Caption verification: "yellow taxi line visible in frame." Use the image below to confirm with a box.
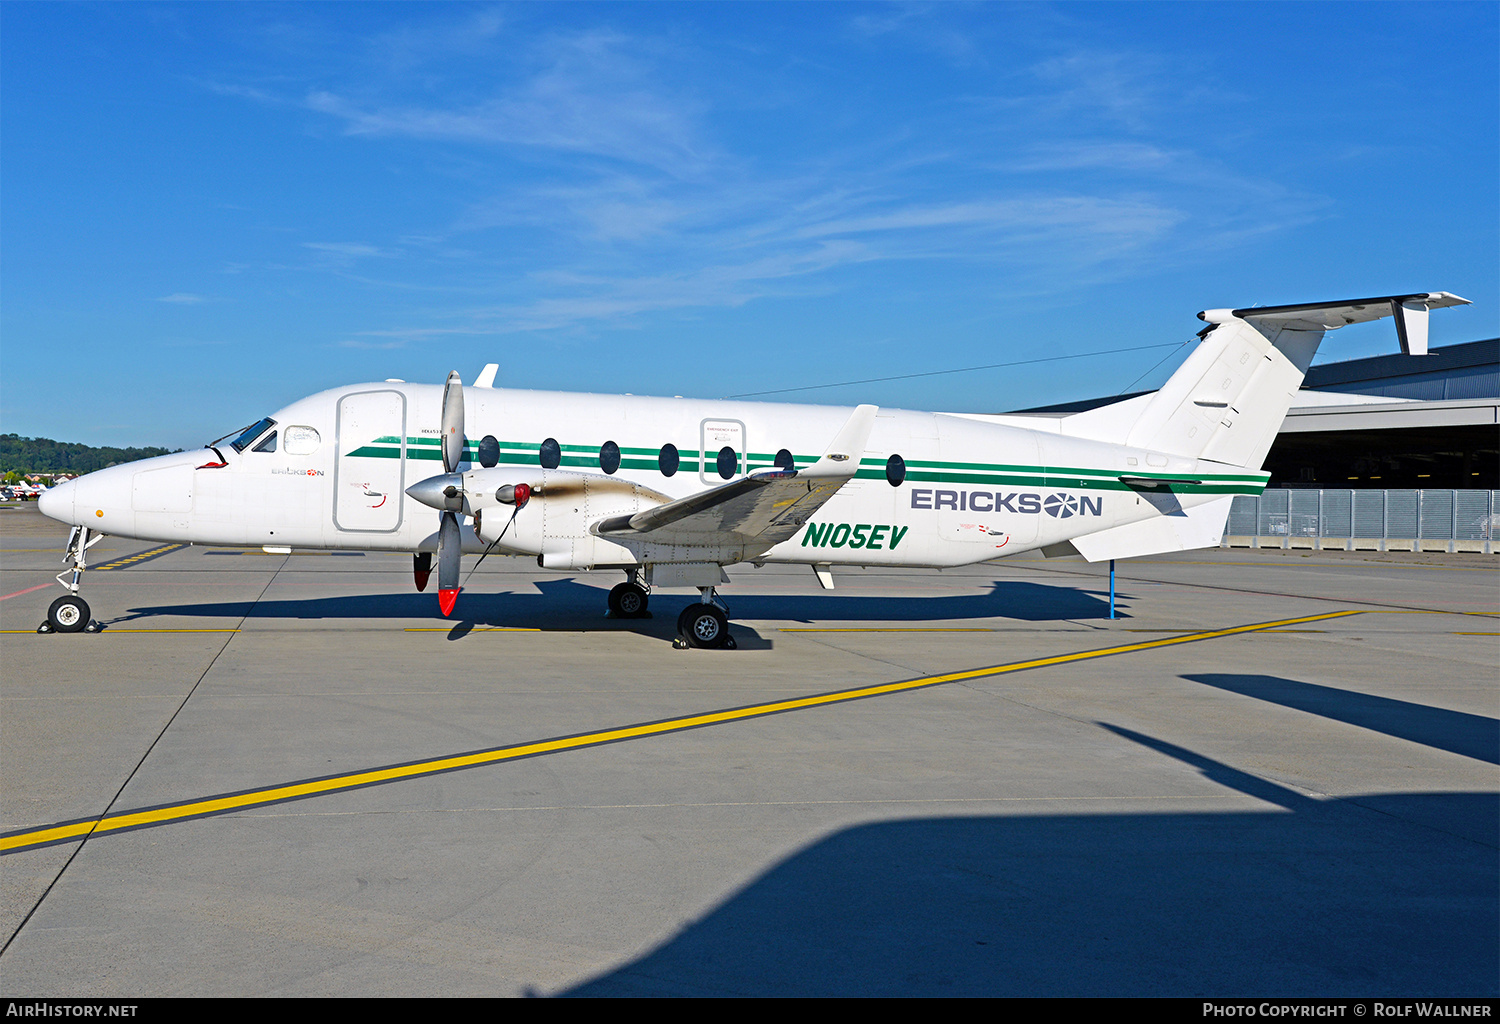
[0,609,1361,855]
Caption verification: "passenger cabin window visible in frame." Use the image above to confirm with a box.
[478,435,500,468]
[774,449,795,472]
[228,418,276,453]
[886,454,906,487]
[659,443,679,477]
[600,440,621,475]
[716,446,736,480]
[539,438,561,470]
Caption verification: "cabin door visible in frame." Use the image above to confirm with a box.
[334,389,407,533]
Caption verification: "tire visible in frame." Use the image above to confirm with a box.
[618,585,647,617]
[48,595,90,634]
[608,583,648,618]
[682,605,729,648]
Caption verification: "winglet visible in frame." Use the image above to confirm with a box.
[803,404,878,478]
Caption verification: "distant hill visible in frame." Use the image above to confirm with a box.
[0,434,181,476]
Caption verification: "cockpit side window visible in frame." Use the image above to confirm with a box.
[252,431,278,453]
[228,418,276,453]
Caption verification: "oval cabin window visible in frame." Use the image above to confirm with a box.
[600,440,621,475]
[478,435,500,468]
[539,438,561,470]
[659,443,679,477]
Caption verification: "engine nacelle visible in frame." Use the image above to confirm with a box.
[466,467,669,563]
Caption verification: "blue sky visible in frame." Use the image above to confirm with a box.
[3,1,1496,449]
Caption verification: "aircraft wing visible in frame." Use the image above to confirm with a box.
[592,404,877,547]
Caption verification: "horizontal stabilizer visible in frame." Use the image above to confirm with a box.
[1199,292,1469,356]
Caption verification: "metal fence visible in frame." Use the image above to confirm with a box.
[1223,489,1499,552]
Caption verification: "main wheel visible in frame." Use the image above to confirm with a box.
[47,595,90,633]
[608,582,650,618]
[679,604,730,648]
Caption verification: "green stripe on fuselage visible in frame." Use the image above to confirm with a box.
[344,437,1268,496]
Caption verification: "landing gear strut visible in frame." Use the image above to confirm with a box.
[674,587,735,650]
[38,526,103,634]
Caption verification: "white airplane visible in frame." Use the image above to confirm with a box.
[36,292,1469,645]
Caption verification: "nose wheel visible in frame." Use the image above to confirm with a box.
[40,595,95,633]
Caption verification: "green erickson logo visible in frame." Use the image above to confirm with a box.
[802,523,909,550]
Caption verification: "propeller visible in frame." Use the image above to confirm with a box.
[436,371,465,615]
[404,371,467,616]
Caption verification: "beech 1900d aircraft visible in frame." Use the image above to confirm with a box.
[37,292,1469,646]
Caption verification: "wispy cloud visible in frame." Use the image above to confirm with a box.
[155,292,209,304]
[209,17,1330,337]
[303,29,712,177]
[302,241,395,258]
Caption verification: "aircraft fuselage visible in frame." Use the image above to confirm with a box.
[40,382,1265,572]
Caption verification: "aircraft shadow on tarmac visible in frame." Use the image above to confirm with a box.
[113,577,1124,641]
[1185,674,1500,766]
[558,726,1498,998]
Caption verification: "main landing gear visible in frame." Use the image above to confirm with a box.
[605,572,736,649]
[37,526,104,634]
[673,587,735,650]
[607,581,650,618]
[607,567,652,620]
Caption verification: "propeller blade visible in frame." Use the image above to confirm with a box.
[442,370,465,474]
[437,510,461,616]
[413,551,432,592]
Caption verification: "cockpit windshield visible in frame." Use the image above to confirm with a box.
[219,417,277,453]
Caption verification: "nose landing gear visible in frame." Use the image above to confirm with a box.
[38,526,103,633]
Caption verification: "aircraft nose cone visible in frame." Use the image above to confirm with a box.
[37,477,76,524]
[405,473,463,511]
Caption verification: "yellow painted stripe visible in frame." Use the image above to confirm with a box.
[0,629,240,634]
[0,609,1361,855]
[95,543,187,570]
[403,627,541,632]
